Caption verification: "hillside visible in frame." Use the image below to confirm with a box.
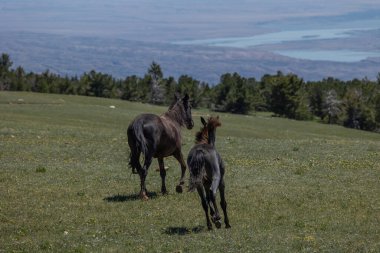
[1,92,379,252]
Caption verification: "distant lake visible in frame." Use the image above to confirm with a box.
[174,28,380,62]
[275,50,380,62]
[174,28,354,47]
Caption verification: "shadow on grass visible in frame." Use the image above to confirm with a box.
[104,192,158,202]
[163,226,205,236]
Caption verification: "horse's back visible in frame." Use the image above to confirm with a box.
[128,114,160,152]
[129,114,160,128]
[188,144,221,167]
[128,113,180,157]
[128,114,162,136]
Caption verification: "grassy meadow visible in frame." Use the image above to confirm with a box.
[1,91,379,252]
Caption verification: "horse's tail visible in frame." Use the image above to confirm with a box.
[188,149,205,192]
[127,119,148,174]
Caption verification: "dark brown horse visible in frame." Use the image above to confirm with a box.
[187,116,231,229]
[128,93,194,200]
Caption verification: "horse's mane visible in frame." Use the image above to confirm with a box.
[162,99,186,126]
[195,116,221,144]
[195,127,208,144]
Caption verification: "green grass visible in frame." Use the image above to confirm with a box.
[1,91,380,252]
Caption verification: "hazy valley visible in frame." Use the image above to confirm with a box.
[1,0,380,83]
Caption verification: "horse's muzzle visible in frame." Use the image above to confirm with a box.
[187,119,194,129]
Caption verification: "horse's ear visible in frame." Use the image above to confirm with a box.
[183,93,189,102]
[216,115,221,126]
[201,117,207,126]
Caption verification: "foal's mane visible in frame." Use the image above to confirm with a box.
[195,116,221,144]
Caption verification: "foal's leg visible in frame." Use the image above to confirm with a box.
[204,182,215,217]
[173,150,186,193]
[209,172,222,228]
[158,158,168,195]
[197,185,212,230]
[204,181,221,229]
[219,178,231,228]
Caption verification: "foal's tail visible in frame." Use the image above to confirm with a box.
[127,120,148,174]
[188,149,205,192]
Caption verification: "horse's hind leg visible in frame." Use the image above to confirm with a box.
[139,153,153,200]
[219,179,231,228]
[197,186,212,230]
[158,158,168,195]
[138,169,148,200]
[209,176,222,228]
[205,181,222,229]
[173,150,186,193]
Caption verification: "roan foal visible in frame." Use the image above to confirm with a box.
[187,116,231,229]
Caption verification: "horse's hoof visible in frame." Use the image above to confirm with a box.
[175,185,183,193]
[214,219,222,229]
[212,216,222,228]
[140,192,149,201]
[161,190,169,195]
[225,224,231,229]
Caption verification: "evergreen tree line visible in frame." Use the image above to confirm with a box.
[1,53,380,132]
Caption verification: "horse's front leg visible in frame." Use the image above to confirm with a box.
[173,150,186,193]
[158,158,168,195]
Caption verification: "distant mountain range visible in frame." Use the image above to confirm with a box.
[1,0,380,84]
[1,32,379,84]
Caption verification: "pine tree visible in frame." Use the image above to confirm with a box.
[0,53,13,90]
[148,62,165,105]
[269,73,304,119]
